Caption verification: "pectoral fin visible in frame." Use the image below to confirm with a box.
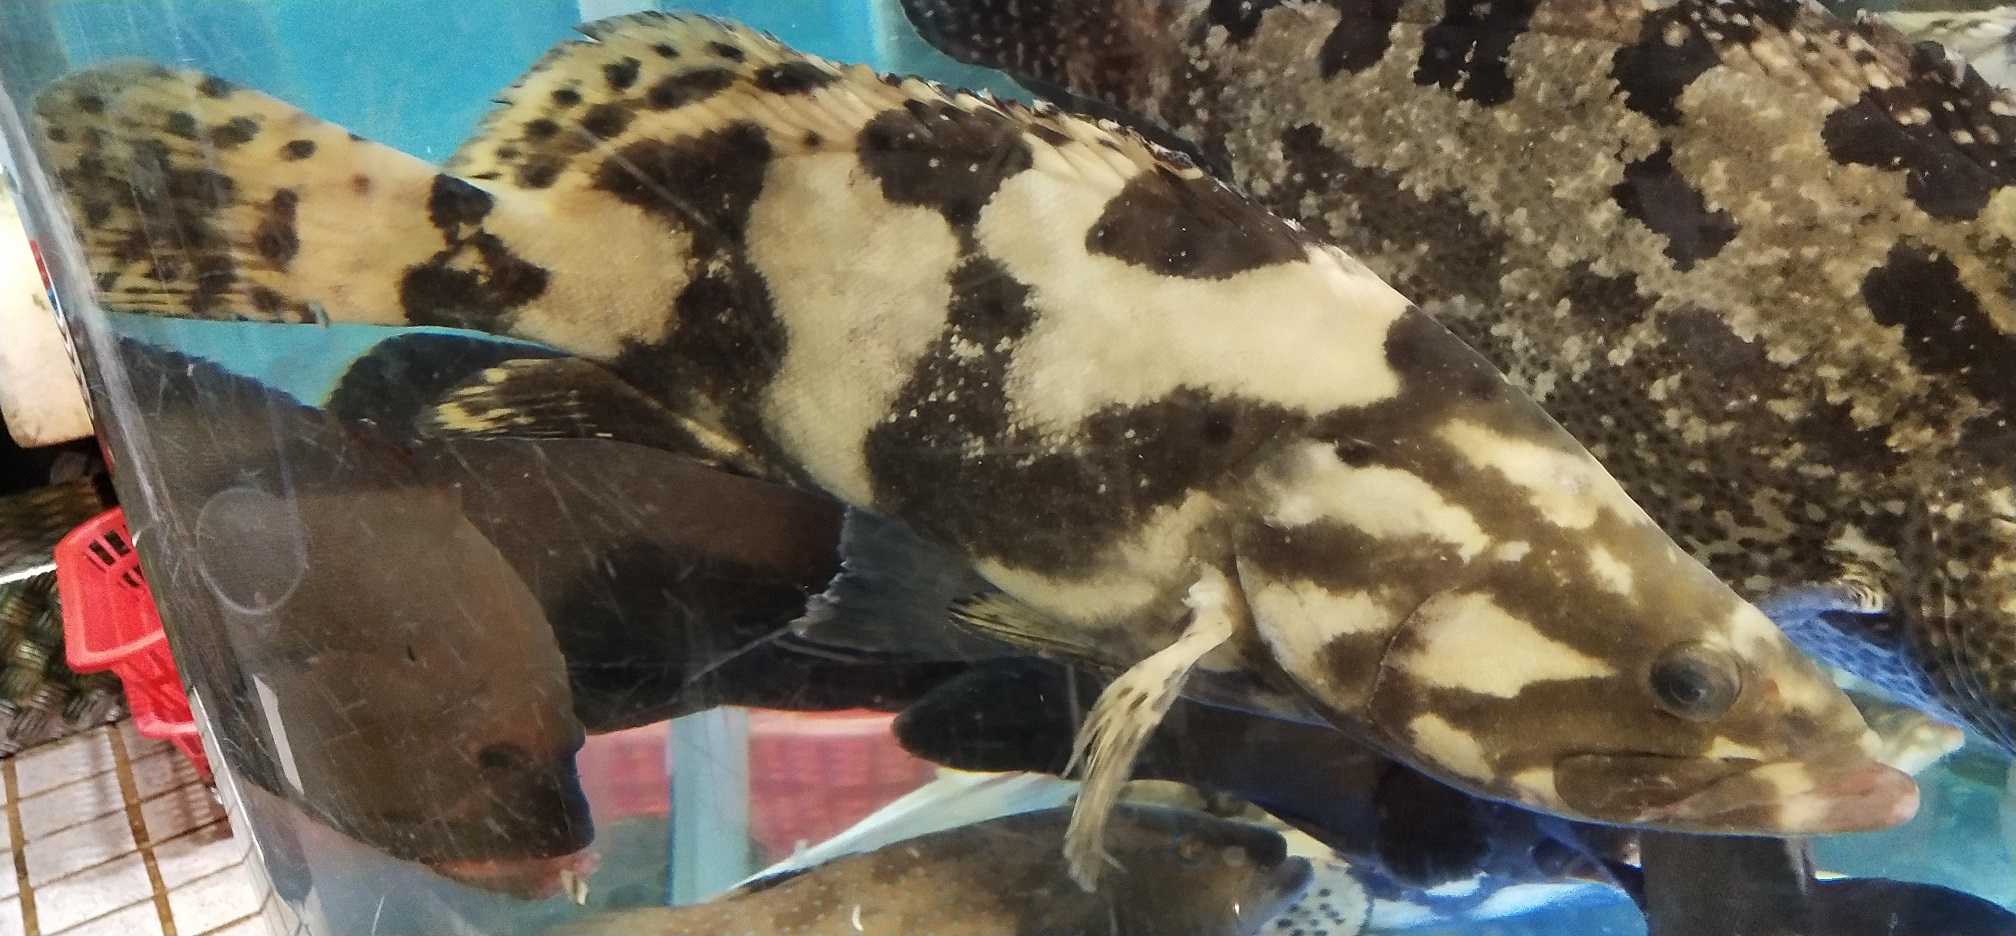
[1062,568,1241,890]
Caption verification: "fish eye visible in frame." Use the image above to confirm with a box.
[1649,643,1742,722]
[1172,835,1209,867]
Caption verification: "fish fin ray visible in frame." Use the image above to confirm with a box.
[416,356,766,474]
[792,509,1018,662]
[950,592,1117,671]
[1062,569,1239,890]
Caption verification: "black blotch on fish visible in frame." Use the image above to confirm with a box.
[426,173,494,231]
[1086,167,1307,278]
[551,87,583,107]
[280,139,316,160]
[1862,242,2013,416]
[1413,0,1539,107]
[578,102,635,140]
[603,56,642,91]
[250,189,300,267]
[710,40,747,61]
[597,122,770,239]
[858,101,1034,227]
[164,110,199,140]
[1320,0,1407,77]
[398,232,550,331]
[1611,4,1724,127]
[208,115,258,149]
[1822,45,2016,220]
[1612,143,1737,271]
[754,61,838,95]
[647,67,736,109]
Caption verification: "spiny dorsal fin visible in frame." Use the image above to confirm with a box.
[32,63,548,328]
[446,10,1219,197]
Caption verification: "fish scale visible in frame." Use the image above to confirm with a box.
[897,0,2016,755]
[30,10,1914,890]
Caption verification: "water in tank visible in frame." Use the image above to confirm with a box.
[0,1,2010,934]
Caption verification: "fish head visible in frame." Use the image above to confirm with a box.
[204,486,595,879]
[1100,806,1312,936]
[1232,309,1916,837]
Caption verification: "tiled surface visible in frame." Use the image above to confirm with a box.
[0,722,265,936]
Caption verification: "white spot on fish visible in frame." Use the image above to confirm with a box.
[1407,713,1496,781]
[1587,546,1634,595]
[751,154,961,506]
[1392,591,1617,697]
[1436,421,1649,530]
[1263,443,1491,561]
[978,167,1410,433]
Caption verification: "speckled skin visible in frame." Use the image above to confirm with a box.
[28,12,1913,844]
[899,0,2016,752]
[550,806,1311,936]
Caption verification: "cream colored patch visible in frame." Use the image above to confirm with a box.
[1395,591,1617,697]
[1586,547,1635,596]
[972,492,1224,640]
[1703,737,1770,761]
[976,166,1411,431]
[1408,713,1496,781]
[482,184,693,360]
[748,154,962,505]
[1263,442,1492,560]
[1437,420,1650,529]
[1510,767,1560,806]
[1241,570,1397,702]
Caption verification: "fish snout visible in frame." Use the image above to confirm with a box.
[1241,855,1314,935]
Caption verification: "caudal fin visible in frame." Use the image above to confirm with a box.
[32,63,549,333]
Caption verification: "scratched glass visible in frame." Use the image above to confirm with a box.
[0,1,2008,935]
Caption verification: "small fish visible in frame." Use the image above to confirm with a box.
[32,11,1912,891]
[894,0,2016,755]
[1629,831,2016,936]
[549,804,1312,936]
[105,338,598,900]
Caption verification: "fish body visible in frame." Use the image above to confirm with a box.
[30,10,1911,879]
[550,805,1312,936]
[897,0,2016,754]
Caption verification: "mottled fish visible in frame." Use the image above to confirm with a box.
[548,805,1312,936]
[897,0,2016,753]
[1878,6,2016,91]
[31,12,1912,890]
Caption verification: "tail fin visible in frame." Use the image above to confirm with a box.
[32,63,550,333]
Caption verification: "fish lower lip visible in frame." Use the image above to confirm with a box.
[1554,752,1919,834]
[1639,758,1920,834]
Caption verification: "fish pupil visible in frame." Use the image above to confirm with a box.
[1649,643,1741,721]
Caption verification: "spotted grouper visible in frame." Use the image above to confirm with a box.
[28,11,1913,890]
[895,0,2016,756]
[547,805,1311,936]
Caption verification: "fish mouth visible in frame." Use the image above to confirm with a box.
[1240,856,1314,934]
[430,848,600,901]
[1554,751,1918,835]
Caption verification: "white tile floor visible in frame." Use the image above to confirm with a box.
[0,721,267,936]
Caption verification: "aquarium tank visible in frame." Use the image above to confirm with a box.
[0,1,2010,935]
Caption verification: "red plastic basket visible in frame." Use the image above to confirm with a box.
[55,508,210,777]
